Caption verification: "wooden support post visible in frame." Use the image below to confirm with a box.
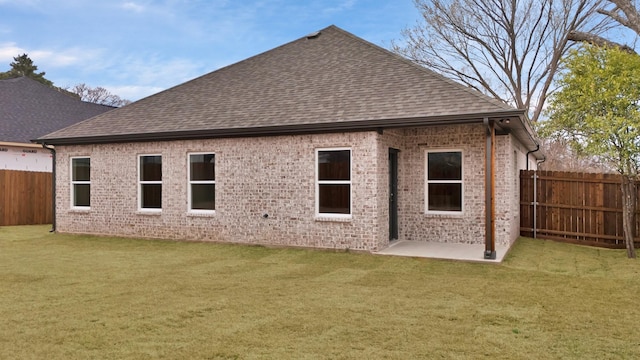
[484,118,496,259]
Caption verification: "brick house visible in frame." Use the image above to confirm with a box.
[0,76,113,172]
[1,76,112,226]
[37,26,542,257]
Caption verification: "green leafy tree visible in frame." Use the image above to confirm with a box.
[0,53,53,87]
[540,44,640,258]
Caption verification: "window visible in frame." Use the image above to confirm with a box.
[316,149,351,216]
[139,155,162,211]
[71,157,90,208]
[426,150,463,213]
[188,153,215,212]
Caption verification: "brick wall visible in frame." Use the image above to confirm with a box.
[54,124,527,251]
[377,124,527,247]
[387,124,488,244]
[494,135,513,246]
[55,132,382,251]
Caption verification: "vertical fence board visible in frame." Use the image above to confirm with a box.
[0,170,52,226]
[519,170,533,238]
[520,170,640,248]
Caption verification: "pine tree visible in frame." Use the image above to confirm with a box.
[0,53,54,87]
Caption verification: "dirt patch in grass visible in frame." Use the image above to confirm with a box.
[1,225,639,359]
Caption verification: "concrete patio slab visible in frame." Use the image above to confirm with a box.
[375,240,510,263]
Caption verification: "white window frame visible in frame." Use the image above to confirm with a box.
[188,152,216,214]
[138,154,162,212]
[425,149,464,215]
[70,156,90,210]
[315,147,352,218]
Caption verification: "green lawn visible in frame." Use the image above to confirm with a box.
[1,226,639,359]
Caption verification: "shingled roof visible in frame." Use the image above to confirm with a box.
[38,25,529,146]
[0,76,113,144]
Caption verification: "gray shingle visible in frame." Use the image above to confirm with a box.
[39,25,513,143]
[0,77,113,143]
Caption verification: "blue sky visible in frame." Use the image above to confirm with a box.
[0,0,419,101]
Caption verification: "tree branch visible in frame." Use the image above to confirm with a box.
[568,30,637,53]
[602,0,640,34]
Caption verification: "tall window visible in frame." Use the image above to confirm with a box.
[426,150,463,213]
[139,155,162,211]
[189,153,215,212]
[316,149,351,216]
[71,157,90,208]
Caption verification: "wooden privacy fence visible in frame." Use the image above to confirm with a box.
[0,170,52,226]
[520,170,640,248]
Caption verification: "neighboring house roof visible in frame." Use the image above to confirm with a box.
[37,25,537,152]
[0,76,113,144]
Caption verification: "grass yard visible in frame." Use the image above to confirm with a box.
[1,226,639,359]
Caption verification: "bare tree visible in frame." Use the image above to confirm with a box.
[603,0,640,33]
[569,0,640,49]
[393,0,611,123]
[66,83,131,107]
[538,138,614,173]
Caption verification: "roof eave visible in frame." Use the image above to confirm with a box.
[503,113,544,160]
[0,140,45,148]
[35,109,537,148]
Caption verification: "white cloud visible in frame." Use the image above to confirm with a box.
[0,42,26,63]
[0,40,207,101]
[121,1,145,13]
[323,0,356,14]
[30,50,79,67]
[111,53,203,84]
[0,42,106,70]
[74,54,207,101]
[103,84,165,101]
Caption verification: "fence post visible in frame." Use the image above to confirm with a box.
[533,170,538,239]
